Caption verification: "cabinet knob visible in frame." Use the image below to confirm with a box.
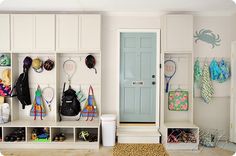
[152,81,156,85]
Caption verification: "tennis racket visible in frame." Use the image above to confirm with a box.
[164,59,176,93]
[43,86,54,112]
[63,58,77,86]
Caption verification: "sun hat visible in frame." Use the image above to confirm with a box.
[32,57,43,73]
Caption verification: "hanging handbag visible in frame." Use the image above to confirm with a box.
[81,85,97,121]
[168,89,189,111]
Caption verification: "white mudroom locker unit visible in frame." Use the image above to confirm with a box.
[0,13,102,149]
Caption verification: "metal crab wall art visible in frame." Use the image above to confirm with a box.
[194,29,221,48]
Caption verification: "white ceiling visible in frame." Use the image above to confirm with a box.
[0,0,235,15]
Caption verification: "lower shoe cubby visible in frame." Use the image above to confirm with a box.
[75,128,98,142]
[51,127,74,143]
[167,128,198,144]
[3,127,26,142]
[27,127,50,142]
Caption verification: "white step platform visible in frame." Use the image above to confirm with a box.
[117,125,161,143]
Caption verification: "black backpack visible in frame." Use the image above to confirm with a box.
[12,69,31,109]
[60,83,81,118]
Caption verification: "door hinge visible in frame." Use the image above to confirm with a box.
[160,64,162,68]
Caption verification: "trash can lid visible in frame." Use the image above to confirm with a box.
[101,114,116,121]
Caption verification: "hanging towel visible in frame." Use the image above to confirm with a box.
[201,63,214,104]
[209,59,221,80]
[194,58,202,87]
[218,59,230,83]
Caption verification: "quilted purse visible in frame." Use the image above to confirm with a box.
[168,89,189,111]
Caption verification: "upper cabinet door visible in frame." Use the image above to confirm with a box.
[79,14,101,53]
[35,14,55,51]
[56,14,79,52]
[0,14,10,51]
[163,15,193,52]
[11,14,34,52]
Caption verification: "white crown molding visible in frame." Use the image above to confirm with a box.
[0,10,234,17]
[101,11,165,17]
[192,10,236,16]
[102,11,236,17]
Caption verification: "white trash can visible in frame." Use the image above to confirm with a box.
[101,114,116,146]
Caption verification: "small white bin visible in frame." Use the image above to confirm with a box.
[101,114,116,146]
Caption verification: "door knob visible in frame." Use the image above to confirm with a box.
[152,82,156,85]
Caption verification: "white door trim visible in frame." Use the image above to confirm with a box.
[116,29,161,127]
[230,41,236,142]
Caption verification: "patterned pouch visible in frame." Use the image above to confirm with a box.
[168,90,189,111]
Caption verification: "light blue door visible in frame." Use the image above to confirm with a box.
[120,33,156,122]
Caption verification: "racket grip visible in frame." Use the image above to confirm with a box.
[166,83,169,93]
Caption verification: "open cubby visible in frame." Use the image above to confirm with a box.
[11,53,56,122]
[165,127,199,150]
[3,127,26,142]
[51,127,74,143]
[75,128,98,143]
[0,127,2,142]
[57,53,101,122]
[27,127,50,142]
[0,53,12,123]
[167,128,198,144]
[161,52,198,150]
[164,53,193,123]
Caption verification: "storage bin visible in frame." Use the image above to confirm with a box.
[101,114,116,146]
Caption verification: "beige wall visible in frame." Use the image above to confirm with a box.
[101,15,161,114]
[101,14,234,138]
[193,16,233,138]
